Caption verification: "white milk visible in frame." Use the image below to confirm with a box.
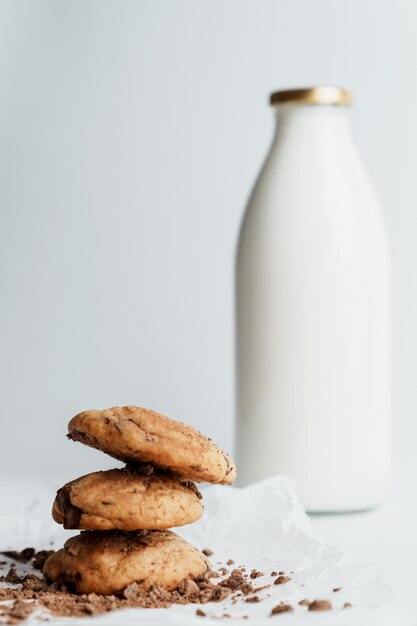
[235,87,391,512]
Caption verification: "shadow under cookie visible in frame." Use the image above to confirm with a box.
[52,468,204,531]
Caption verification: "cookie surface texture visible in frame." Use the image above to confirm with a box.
[68,406,236,484]
[52,468,203,531]
[43,530,210,595]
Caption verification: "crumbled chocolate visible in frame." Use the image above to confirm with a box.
[273,575,290,585]
[221,570,252,593]
[308,599,332,611]
[179,480,202,500]
[177,578,199,596]
[332,586,342,592]
[0,571,239,622]
[54,485,83,529]
[270,603,293,615]
[33,550,55,570]
[0,547,300,622]
[1,548,36,563]
[0,547,55,574]
[1,567,21,584]
[202,549,213,557]
[4,599,35,624]
[22,574,48,592]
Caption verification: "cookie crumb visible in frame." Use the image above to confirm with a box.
[333,587,342,592]
[202,549,213,557]
[273,575,290,585]
[308,599,332,611]
[245,596,261,603]
[270,571,278,576]
[226,559,234,566]
[270,603,293,615]
[343,602,352,609]
[196,608,206,616]
[298,599,310,606]
[250,571,263,579]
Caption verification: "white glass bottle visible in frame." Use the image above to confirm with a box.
[235,86,391,512]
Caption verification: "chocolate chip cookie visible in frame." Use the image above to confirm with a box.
[68,406,236,484]
[43,530,210,595]
[52,467,203,531]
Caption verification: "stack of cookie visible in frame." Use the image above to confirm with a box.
[43,406,236,595]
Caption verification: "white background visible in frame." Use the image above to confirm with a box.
[0,0,415,483]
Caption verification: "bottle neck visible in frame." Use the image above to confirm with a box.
[272,104,353,148]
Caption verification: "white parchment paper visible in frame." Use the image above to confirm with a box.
[0,476,394,625]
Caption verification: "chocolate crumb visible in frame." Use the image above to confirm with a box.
[270,571,278,577]
[270,603,293,615]
[343,602,352,609]
[4,567,21,584]
[273,575,290,585]
[0,550,289,621]
[7,599,35,622]
[177,579,199,596]
[202,549,213,557]
[196,608,206,616]
[33,550,55,570]
[180,480,202,500]
[333,587,342,592]
[220,570,254,595]
[1,548,35,563]
[308,599,332,611]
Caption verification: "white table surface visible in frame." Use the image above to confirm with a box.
[310,451,417,626]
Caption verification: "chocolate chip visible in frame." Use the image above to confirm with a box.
[308,599,332,611]
[273,575,290,585]
[270,603,293,615]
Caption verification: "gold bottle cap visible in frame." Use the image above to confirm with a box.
[270,85,352,107]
